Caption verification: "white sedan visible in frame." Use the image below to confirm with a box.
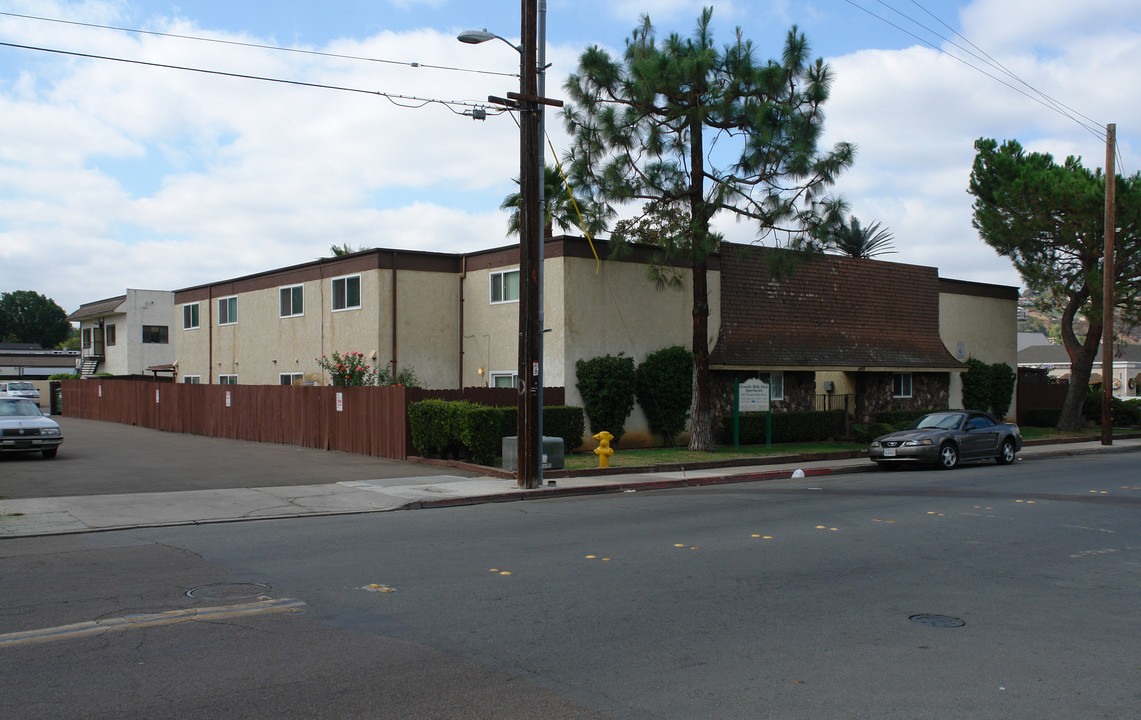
[0,397,63,458]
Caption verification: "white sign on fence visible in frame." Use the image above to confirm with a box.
[739,378,770,412]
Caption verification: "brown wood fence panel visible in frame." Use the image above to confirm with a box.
[58,380,567,461]
[1017,381,1070,425]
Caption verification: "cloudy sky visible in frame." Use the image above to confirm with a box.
[1,0,1137,315]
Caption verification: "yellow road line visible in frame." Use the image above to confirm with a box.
[0,597,306,647]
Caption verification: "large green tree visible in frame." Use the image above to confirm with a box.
[969,138,1141,430]
[562,8,853,450]
[0,291,71,348]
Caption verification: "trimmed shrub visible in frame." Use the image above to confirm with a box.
[408,399,467,459]
[635,345,693,440]
[1023,407,1062,427]
[457,404,509,465]
[961,358,1016,417]
[542,406,586,452]
[718,410,845,445]
[575,354,637,443]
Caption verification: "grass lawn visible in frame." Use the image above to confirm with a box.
[562,441,866,470]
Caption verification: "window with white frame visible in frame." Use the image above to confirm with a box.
[182,375,201,384]
[218,374,238,385]
[893,372,913,398]
[183,303,200,330]
[279,373,304,386]
[490,269,520,304]
[217,296,238,325]
[490,371,518,389]
[758,371,784,401]
[332,275,361,311]
[280,285,304,318]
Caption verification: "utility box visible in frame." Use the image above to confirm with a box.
[502,436,565,472]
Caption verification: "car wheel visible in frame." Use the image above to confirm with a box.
[937,443,958,470]
[996,438,1016,465]
[41,448,57,459]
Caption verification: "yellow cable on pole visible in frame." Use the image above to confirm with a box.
[547,136,600,274]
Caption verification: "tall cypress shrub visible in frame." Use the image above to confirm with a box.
[635,346,693,440]
[575,354,636,443]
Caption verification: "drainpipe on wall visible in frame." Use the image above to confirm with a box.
[207,286,213,384]
[391,250,398,376]
[459,256,466,388]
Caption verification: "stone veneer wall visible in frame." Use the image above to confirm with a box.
[855,372,950,424]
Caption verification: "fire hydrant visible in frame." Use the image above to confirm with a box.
[593,430,615,468]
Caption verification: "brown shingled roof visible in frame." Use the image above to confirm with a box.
[67,295,126,322]
[710,245,964,371]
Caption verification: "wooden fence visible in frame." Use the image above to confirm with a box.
[58,380,565,461]
[1016,381,1070,426]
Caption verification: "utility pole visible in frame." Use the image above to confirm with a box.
[517,0,542,488]
[1101,123,1116,446]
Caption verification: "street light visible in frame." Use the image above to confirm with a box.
[458,3,552,490]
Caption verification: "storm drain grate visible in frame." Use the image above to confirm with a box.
[910,614,965,628]
[187,582,271,600]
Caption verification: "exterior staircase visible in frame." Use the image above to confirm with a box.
[79,356,101,377]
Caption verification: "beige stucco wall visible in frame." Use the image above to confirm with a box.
[939,290,1018,418]
[560,255,721,445]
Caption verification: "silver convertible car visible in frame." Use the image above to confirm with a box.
[0,397,63,459]
[869,410,1021,470]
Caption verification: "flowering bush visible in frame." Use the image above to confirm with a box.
[314,351,421,388]
[315,351,376,386]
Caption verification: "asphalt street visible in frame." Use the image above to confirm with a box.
[2,451,1139,719]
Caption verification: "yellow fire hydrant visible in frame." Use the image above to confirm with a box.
[593,430,615,468]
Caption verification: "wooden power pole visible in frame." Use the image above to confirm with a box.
[1101,123,1116,446]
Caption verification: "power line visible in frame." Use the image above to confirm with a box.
[0,40,504,117]
[843,0,1108,144]
[0,10,518,80]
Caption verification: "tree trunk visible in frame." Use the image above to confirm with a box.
[688,258,713,451]
[1056,289,1100,431]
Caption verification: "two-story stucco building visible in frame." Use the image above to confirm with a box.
[67,290,176,378]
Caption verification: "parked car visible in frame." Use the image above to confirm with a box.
[869,410,1021,470]
[0,397,63,458]
[0,381,40,403]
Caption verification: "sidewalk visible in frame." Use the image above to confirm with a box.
[2,438,1139,538]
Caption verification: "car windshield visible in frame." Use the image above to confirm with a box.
[910,413,964,430]
[0,399,43,417]
[9,382,35,391]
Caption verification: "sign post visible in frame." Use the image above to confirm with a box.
[734,378,772,448]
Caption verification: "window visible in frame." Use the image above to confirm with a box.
[490,269,520,304]
[105,324,116,346]
[490,371,518,389]
[182,375,201,384]
[332,275,361,311]
[218,296,238,325]
[893,372,913,398]
[82,328,92,349]
[142,325,169,344]
[758,371,784,401]
[218,375,238,385]
[280,285,304,318]
[279,373,304,386]
[183,303,200,329]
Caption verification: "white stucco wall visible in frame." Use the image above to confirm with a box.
[939,286,1019,419]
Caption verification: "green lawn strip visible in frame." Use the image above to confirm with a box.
[562,442,865,470]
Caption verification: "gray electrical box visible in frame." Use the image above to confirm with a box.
[502,436,565,472]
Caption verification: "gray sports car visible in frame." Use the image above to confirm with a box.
[868,410,1021,470]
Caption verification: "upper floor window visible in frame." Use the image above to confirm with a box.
[893,372,913,398]
[280,285,304,318]
[105,324,116,347]
[332,275,361,311]
[82,328,92,349]
[218,296,238,325]
[490,269,520,304]
[183,303,200,330]
[142,325,169,344]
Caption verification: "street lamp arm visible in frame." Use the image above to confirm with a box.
[457,29,521,53]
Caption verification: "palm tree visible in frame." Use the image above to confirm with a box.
[500,165,612,238]
[828,217,896,259]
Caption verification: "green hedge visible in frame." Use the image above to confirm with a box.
[718,410,846,445]
[1022,407,1061,427]
[409,401,585,466]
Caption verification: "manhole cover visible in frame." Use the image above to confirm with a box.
[187,582,271,600]
[910,614,965,628]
